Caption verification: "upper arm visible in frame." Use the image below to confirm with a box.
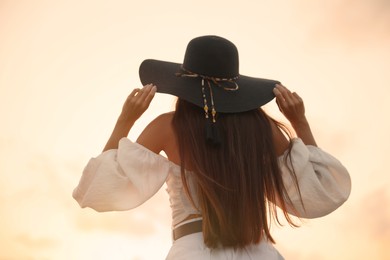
[269,118,290,156]
[136,113,173,154]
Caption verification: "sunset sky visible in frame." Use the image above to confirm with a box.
[1,0,389,259]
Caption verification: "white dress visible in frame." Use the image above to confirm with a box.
[73,137,351,259]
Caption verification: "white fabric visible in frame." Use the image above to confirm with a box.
[277,138,351,218]
[72,138,200,225]
[165,162,201,227]
[73,138,171,212]
[73,137,351,259]
[166,230,285,260]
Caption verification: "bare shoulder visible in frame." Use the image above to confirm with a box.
[136,112,176,154]
[149,112,175,134]
[155,111,175,124]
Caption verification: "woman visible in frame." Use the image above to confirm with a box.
[73,36,351,259]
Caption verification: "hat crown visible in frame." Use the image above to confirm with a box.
[183,36,239,78]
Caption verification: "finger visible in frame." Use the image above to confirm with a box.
[278,84,292,93]
[138,84,153,100]
[273,86,284,101]
[129,88,140,97]
[144,85,157,104]
[276,83,290,94]
[278,85,295,105]
[273,87,287,113]
[292,92,302,102]
[275,98,284,113]
[275,84,290,97]
[279,85,301,107]
[273,86,288,105]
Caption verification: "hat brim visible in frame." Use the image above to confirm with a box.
[139,59,279,113]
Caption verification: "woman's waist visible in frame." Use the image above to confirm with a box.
[174,214,202,228]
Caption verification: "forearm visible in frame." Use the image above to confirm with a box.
[103,116,135,152]
[291,116,317,147]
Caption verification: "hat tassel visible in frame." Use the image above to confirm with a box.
[205,120,221,145]
[203,79,220,145]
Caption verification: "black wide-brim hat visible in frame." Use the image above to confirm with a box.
[139,35,279,113]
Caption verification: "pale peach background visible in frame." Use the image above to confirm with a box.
[1,0,389,259]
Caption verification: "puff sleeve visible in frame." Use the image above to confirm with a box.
[73,138,171,212]
[278,138,351,219]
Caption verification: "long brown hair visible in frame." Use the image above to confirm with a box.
[172,98,300,248]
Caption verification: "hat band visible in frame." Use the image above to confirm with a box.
[176,66,240,91]
[175,66,240,122]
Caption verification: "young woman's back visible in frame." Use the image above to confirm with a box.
[135,103,291,258]
[172,99,296,248]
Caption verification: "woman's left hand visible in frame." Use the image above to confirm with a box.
[103,84,157,152]
[119,84,157,123]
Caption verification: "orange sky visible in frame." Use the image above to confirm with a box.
[1,0,389,259]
